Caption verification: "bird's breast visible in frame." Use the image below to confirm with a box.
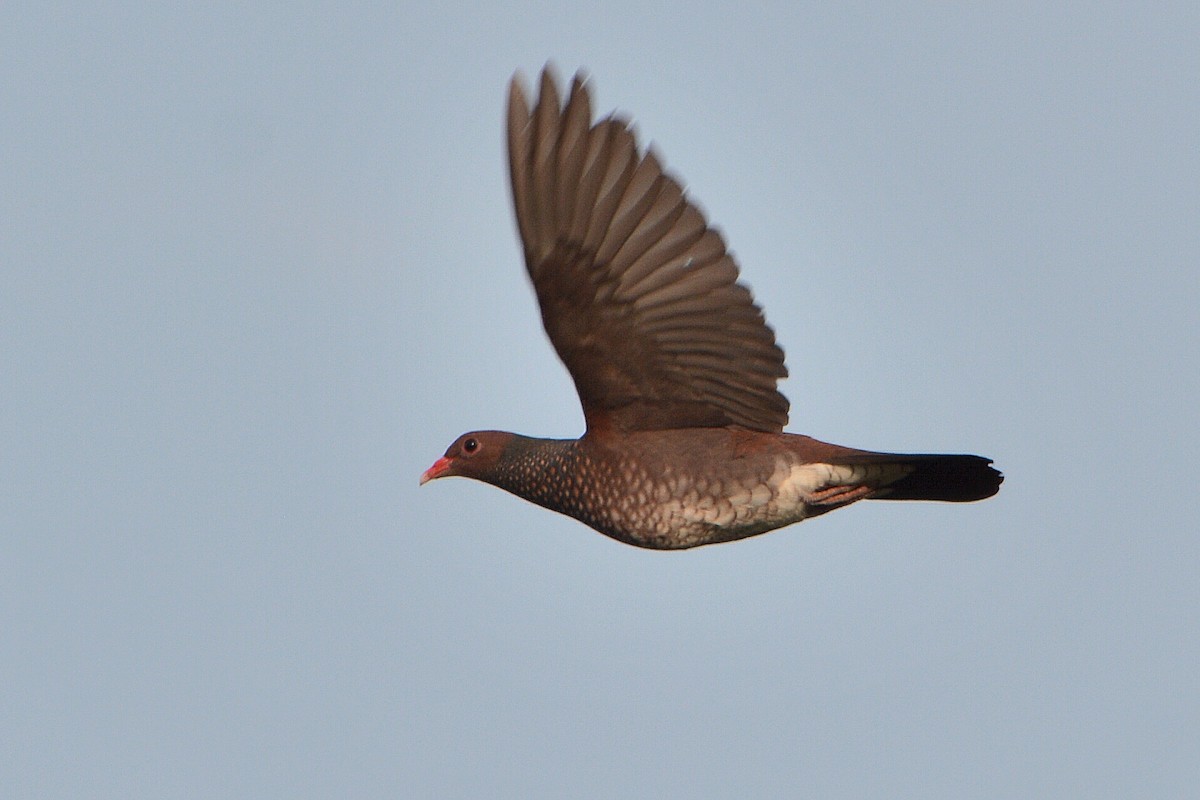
[584,454,818,548]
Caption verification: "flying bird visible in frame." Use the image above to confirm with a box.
[421,67,1002,549]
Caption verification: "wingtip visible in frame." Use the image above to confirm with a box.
[508,70,530,115]
[512,63,594,109]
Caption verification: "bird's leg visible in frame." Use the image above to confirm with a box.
[808,483,874,506]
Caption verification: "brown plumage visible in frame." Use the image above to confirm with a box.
[421,67,1002,550]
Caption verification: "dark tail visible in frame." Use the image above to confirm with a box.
[872,454,1002,502]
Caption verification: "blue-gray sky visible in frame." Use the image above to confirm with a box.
[4,3,1198,797]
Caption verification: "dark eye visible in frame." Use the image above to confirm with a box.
[462,437,479,454]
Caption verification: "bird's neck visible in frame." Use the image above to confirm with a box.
[488,436,580,502]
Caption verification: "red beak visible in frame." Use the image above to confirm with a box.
[419,456,453,485]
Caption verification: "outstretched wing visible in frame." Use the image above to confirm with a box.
[507,68,789,434]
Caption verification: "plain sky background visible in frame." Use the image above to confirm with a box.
[4,3,1198,798]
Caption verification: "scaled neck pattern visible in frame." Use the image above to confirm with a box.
[485,437,622,540]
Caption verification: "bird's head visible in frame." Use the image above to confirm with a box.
[420,431,517,486]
